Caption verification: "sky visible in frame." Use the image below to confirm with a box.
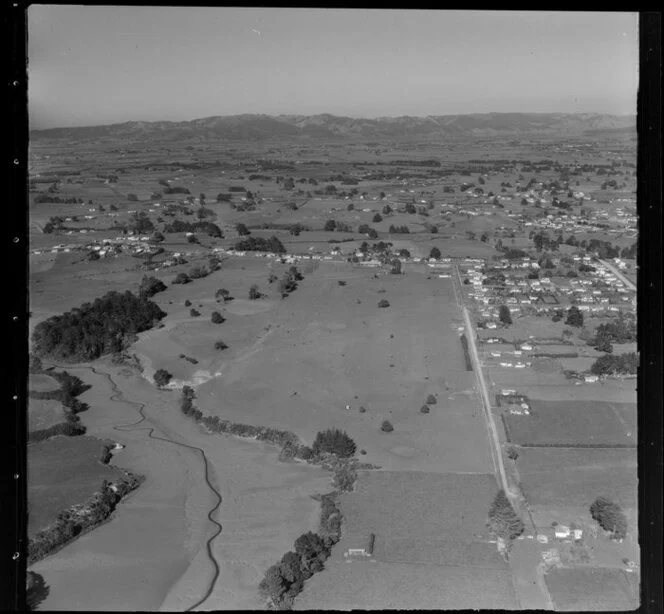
[28,8,639,129]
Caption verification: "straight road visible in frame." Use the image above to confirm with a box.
[454,265,509,495]
[599,259,636,291]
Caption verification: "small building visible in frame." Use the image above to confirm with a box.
[584,375,599,383]
[554,525,571,539]
[344,533,375,558]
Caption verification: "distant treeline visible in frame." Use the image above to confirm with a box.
[163,220,223,238]
[234,235,286,253]
[34,195,83,204]
[32,291,166,361]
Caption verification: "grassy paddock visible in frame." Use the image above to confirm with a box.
[544,567,638,611]
[28,436,124,536]
[503,400,635,447]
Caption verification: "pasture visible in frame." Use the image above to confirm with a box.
[181,261,495,474]
[28,436,124,536]
[503,400,636,447]
[28,373,60,393]
[544,567,638,611]
[516,447,638,511]
[28,399,67,432]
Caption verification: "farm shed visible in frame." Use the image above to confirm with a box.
[344,533,376,558]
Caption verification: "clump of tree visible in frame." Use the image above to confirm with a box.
[214,340,229,351]
[565,306,584,328]
[211,311,225,324]
[26,571,49,611]
[487,489,525,551]
[138,275,167,299]
[234,235,286,254]
[590,352,638,376]
[589,496,628,540]
[153,369,172,388]
[390,259,402,275]
[31,291,166,361]
[420,405,430,414]
[173,273,191,285]
[162,220,223,238]
[215,288,232,302]
[236,223,251,236]
[499,305,513,327]
[248,284,263,300]
[429,247,441,259]
[189,308,200,317]
[378,299,390,308]
[380,420,394,432]
[312,428,357,458]
[389,224,410,234]
[426,394,437,405]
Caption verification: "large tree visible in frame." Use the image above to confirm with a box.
[589,496,628,540]
[499,305,513,327]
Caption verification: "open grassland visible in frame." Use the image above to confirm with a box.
[176,262,495,474]
[544,567,638,611]
[516,447,637,511]
[295,560,518,610]
[517,381,637,403]
[341,471,499,541]
[503,400,635,447]
[28,436,123,536]
[29,373,61,392]
[28,399,68,432]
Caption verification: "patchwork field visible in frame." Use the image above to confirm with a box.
[544,567,638,611]
[29,373,61,392]
[503,400,636,447]
[28,436,123,536]
[28,398,67,432]
[516,447,638,511]
[295,470,518,610]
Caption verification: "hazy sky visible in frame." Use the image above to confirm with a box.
[28,8,639,129]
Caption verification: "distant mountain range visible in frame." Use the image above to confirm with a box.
[31,112,636,142]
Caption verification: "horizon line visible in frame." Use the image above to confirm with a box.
[30,110,637,132]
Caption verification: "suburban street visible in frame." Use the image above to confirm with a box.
[599,259,636,291]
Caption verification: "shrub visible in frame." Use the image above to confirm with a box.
[190,308,200,317]
[426,394,437,405]
[214,340,229,351]
[184,299,192,307]
[138,275,167,299]
[215,288,232,301]
[312,428,357,458]
[236,223,251,236]
[337,280,346,286]
[380,420,394,432]
[420,405,430,414]
[211,311,225,324]
[173,273,191,285]
[154,369,172,387]
[378,299,390,308]
[127,193,138,202]
[590,496,628,539]
[248,285,262,300]
[506,446,519,461]
[358,406,366,413]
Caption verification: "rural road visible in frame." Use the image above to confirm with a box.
[49,363,223,612]
[598,259,636,291]
[454,266,509,496]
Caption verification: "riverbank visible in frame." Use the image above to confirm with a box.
[29,360,329,610]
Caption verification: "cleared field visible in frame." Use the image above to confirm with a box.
[503,400,635,447]
[295,560,518,610]
[544,567,638,611]
[184,261,494,474]
[341,471,499,541]
[29,373,61,392]
[28,398,67,432]
[28,436,123,536]
[516,447,637,511]
[518,382,637,404]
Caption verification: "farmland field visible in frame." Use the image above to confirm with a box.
[544,567,638,611]
[28,436,124,535]
[503,400,636,447]
[28,398,67,432]
[29,373,61,392]
[516,447,638,511]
